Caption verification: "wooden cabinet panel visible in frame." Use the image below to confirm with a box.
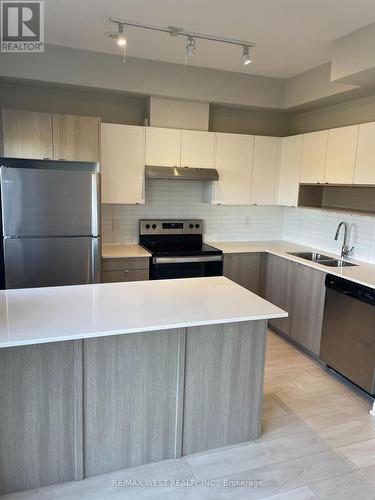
[251,136,279,205]
[211,133,253,205]
[180,129,215,168]
[0,341,83,494]
[1,109,53,159]
[278,135,303,207]
[101,123,145,204]
[52,114,100,162]
[291,265,326,355]
[145,127,181,167]
[102,269,149,283]
[264,254,295,335]
[223,253,262,294]
[183,321,266,454]
[83,330,185,475]
[354,122,375,184]
[324,125,359,184]
[102,257,149,271]
[300,130,328,184]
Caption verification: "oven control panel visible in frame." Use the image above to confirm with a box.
[139,219,203,235]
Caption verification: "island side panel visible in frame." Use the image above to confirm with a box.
[83,329,186,476]
[0,340,83,495]
[182,320,267,455]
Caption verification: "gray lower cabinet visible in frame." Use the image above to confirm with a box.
[102,257,149,283]
[223,252,262,294]
[182,320,267,455]
[264,254,295,335]
[290,264,326,355]
[83,330,185,476]
[0,341,83,495]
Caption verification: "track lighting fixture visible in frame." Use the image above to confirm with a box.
[105,17,255,66]
[242,45,252,65]
[186,36,195,58]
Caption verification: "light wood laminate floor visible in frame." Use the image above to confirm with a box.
[3,331,375,500]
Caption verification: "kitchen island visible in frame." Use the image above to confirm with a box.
[0,277,286,495]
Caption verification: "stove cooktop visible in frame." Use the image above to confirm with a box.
[140,242,222,257]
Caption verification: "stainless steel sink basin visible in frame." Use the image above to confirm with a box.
[287,251,358,267]
[318,259,357,267]
[288,251,333,262]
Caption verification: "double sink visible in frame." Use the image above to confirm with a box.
[287,252,358,268]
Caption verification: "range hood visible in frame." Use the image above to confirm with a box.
[145,166,219,181]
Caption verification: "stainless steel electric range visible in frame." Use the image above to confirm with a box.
[139,219,223,280]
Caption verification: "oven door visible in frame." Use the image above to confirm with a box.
[151,255,223,280]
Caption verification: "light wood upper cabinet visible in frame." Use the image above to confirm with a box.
[145,127,181,167]
[101,123,145,204]
[181,130,215,168]
[354,122,375,184]
[300,130,328,183]
[251,136,279,205]
[1,109,53,159]
[52,114,100,162]
[211,132,253,205]
[324,125,359,184]
[277,134,303,207]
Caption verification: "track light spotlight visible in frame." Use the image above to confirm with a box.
[242,45,252,65]
[115,24,127,47]
[186,36,195,57]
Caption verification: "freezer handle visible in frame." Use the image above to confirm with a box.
[91,237,101,283]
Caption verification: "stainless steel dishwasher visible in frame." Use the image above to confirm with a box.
[320,274,375,395]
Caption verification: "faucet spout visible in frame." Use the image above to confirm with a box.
[334,221,353,259]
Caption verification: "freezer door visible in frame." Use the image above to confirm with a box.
[4,237,101,289]
[0,167,100,237]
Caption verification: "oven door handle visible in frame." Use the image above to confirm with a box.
[152,255,223,264]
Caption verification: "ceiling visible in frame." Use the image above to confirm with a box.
[45,0,375,79]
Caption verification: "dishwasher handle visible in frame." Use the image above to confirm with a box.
[325,274,375,306]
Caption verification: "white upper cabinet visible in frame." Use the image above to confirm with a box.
[211,132,254,205]
[324,125,359,184]
[354,122,375,184]
[145,127,181,167]
[277,134,303,207]
[251,136,280,205]
[101,123,145,204]
[180,130,215,168]
[300,130,328,183]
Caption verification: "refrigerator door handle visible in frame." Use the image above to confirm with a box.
[91,237,101,284]
[91,173,100,237]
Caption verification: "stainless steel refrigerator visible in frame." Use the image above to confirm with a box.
[0,159,101,289]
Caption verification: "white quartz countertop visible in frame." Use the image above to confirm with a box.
[102,244,151,258]
[208,240,375,289]
[0,276,287,349]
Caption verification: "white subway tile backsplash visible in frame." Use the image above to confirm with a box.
[102,180,375,263]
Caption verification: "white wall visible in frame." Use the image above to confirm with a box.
[102,179,375,264]
[283,207,375,263]
[102,179,284,243]
[149,97,209,130]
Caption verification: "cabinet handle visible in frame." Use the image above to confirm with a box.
[43,157,52,160]
[123,270,130,273]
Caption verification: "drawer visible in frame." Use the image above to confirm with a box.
[102,269,149,283]
[102,257,149,271]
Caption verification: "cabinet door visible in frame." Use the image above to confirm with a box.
[52,114,100,162]
[180,130,215,168]
[354,122,375,184]
[264,254,295,335]
[291,265,326,355]
[324,125,359,184]
[145,127,181,167]
[251,136,279,205]
[101,124,145,204]
[212,133,253,205]
[1,109,53,159]
[300,130,328,183]
[223,253,261,294]
[278,135,303,207]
